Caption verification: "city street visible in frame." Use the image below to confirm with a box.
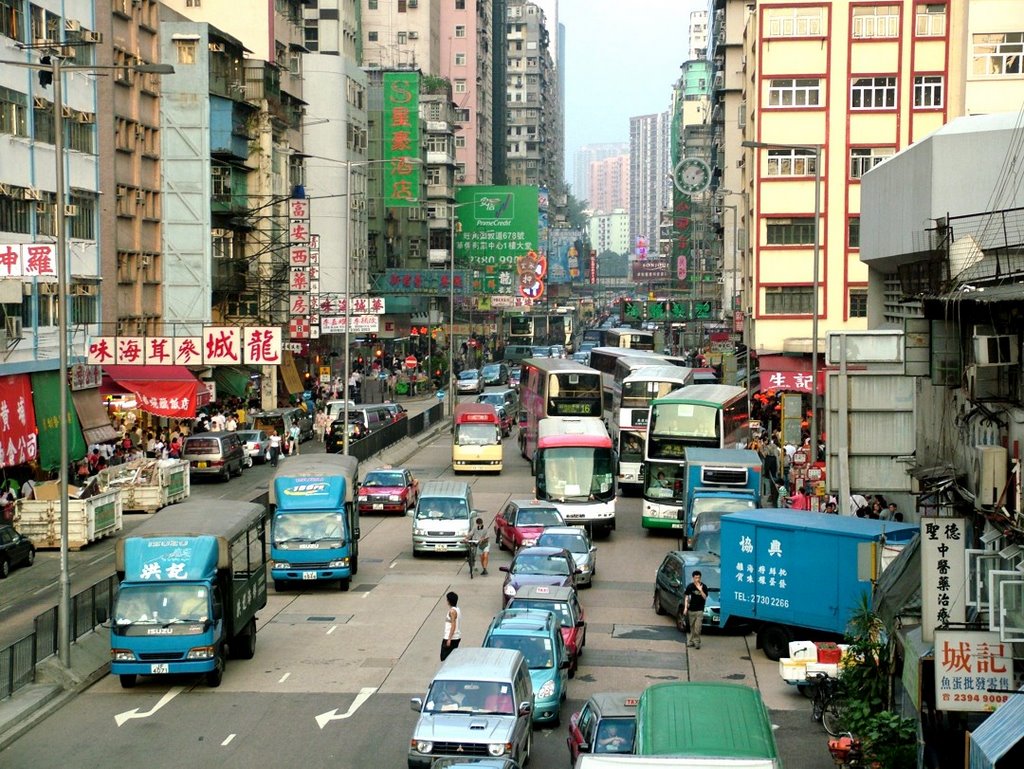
[0,417,834,769]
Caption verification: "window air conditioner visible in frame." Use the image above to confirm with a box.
[5,317,23,338]
[974,334,1019,366]
[83,31,103,44]
[24,188,43,201]
[409,32,419,40]
[64,204,78,217]
[65,19,82,32]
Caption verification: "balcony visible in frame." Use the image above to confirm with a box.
[427,150,455,165]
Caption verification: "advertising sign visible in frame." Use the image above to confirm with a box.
[632,257,670,282]
[382,72,421,207]
[87,327,282,366]
[454,186,540,294]
[934,630,1013,712]
[0,374,38,468]
[320,315,380,334]
[921,518,967,643]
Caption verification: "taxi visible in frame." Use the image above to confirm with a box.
[356,466,419,515]
[493,499,566,551]
[506,584,586,677]
[566,692,639,766]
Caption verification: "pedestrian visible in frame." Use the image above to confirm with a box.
[886,502,903,522]
[868,500,883,519]
[824,500,839,514]
[268,429,282,467]
[465,517,490,575]
[225,414,237,432]
[683,570,709,649]
[288,423,301,455]
[440,591,462,661]
[314,410,329,443]
[788,485,811,511]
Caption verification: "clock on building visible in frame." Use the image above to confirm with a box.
[673,157,711,195]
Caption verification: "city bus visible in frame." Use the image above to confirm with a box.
[610,363,694,490]
[534,416,617,536]
[588,347,689,418]
[642,384,749,530]
[518,358,603,460]
[603,328,655,351]
[452,403,503,473]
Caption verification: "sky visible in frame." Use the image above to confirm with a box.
[558,0,704,188]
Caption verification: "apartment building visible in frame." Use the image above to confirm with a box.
[573,141,627,203]
[589,209,629,257]
[629,111,671,255]
[587,154,629,214]
[360,0,440,73]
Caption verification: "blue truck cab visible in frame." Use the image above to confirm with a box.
[269,455,360,591]
[684,448,763,541]
[110,501,268,689]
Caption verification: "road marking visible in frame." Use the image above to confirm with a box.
[114,687,185,727]
[221,734,236,746]
[89,552,113,566]
[326,625,337,635]
[389,560,398,569]
[314,687,377,729]
[279,672,291,683]
[33,585,51,596]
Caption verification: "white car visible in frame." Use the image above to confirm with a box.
[456,369,485,394]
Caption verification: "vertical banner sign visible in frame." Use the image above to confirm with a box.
[933,630,1013,712]
[920,518,966,643]
[589,250,597,284]
[0,374,39,468]
[674,193,691,282]
[383,71,421,207]
[289,197,312,339]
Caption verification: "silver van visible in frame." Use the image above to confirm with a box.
[180,431,246,481]
[413,481,476,555]
[408,647,533,769]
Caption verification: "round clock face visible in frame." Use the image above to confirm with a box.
[675,158,711,194]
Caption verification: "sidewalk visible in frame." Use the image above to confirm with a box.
[0,407,452,752]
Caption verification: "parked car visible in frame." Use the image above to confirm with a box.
[493,499,566,552]
[507,584,586,677]
[499,546,580,607]
[566,692,639,766]
[180,431,246,481]
[653,550,723,633]
[235,429,270,467]
[481,362,511,386]
[456,369,485,394]
[0,524,36,578]
[536,526,597,588]
[381,402,408,423]
[357,466,419,515]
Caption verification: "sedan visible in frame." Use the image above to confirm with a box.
[236,429,270,467]
[495,406,513,437]
[507,585,586,677]
[508,368,522,391]
[566,693,639,766]
[0,524,36,578]
[653,550,723,634]
[530,346,552,358]
[537,526,597,588]
[357,466,419,515]
[500,546,580,607]
[456,369,485,394]
[494,499,566,552]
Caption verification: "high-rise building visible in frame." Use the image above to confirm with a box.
[360,0,440,74]
[587,155,629,214]
[589,209,630,257]
[629,111,671,255]
[573,142,628,203]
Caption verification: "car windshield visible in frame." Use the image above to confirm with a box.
[483,364,500,376]
[512,553,570,576]
[424,680,515,715]
[509,599,573,627]
[538,532,587,554]
[416,498,469,520]
[364,472,405,487]
[594,717,637,754]
[485,635,554,669]
[478,394,501,406]
[459,370,479,381]
[516,508,563,527]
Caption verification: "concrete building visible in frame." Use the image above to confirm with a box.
[587,154,629,214]
[360,0,440,74]
[302,0,360,56]
[629,111,671,256]
[572,142,627,203]
[688,9,708,61]
[589,209,629,257]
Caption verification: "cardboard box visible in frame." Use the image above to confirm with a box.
[32,481,83,501]
[788,640,817,660]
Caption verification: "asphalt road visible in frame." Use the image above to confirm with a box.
[0,408,835,769]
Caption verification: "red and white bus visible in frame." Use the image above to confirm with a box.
[534,416,617,536]
[518,358,602,461]
[453,403,503,473]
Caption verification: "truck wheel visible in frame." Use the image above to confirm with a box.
[758,625,792,661]
[339,578,350,591]
[233,618,257,660]
[351,554,358,575]
[273,579,287,592]
[653,592,666,615]
[119,674,137,689]
[206,652,225,687]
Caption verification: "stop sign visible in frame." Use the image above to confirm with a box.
[405,355,418,369]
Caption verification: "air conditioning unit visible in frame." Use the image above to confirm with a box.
[974,334,1019,366]
[0,183,10,197]
[64,204,78,217]
[71,284,97,296]
[62,105,75,119]
[76,112,96,124]
[455,174,466,182]
[116,186,128,199]
[83,31,103,43]
[209,43,225,53]
[24,188,43,201]
[5,317,23,339]
[409,0,418,7]
[409,31,419,40]
[973,445,1008,507]
[38,282,59,295]
[736,155,745,168]
[136,190,146,203]
[65,19,82,32]
[737,102,747,128]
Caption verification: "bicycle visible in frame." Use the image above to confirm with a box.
[809,672,844,736]
[463,539,478,579]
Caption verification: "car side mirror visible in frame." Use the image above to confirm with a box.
[575,568,583,575]
[410,697,423,712]
[499,566,509,573]
[579,741,591,753]
[518,701,533,716]
[575,619,585,628]
[560,659,571,670]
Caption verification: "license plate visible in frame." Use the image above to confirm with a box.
[302,571,317,580]
[671,523,684,529]
[150,664,169,674]
[711,616,720,624]
[373,503,384,510]
[197,461,207,469]
[435,544,448,552]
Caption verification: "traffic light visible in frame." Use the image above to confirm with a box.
[374,348,383,358]
[39,56,53,88]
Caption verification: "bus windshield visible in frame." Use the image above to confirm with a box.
[622,380,680,407]
[547,372,601,417]
[649,403,720,441]
[644,461,686,502]
[455,422,500,446]
[536,447,615,502]
[273,512,346,546]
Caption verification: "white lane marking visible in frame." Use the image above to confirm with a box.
[89,552,113,566]
[114,687,185,727]
[279,672,291,684]
[33,585,51,596]
[221,734,236,746]
[326,625,337,635]
[389,561,398,569]
[314,687,377,729]
[361,591,369,598]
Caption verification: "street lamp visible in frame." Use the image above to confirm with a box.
[3,51,173,667]
[741,140,823,455]
[447,201,473,421]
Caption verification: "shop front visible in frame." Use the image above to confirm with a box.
[101,365,211,420]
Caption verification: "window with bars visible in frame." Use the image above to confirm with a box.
[848,216,861,249]
[0,86,27,137]
[914,75,944,107]
[765,286,814,314]
[766,148,817,177]
[852,5,900,38]
[849,147,894,179]
[67,195,96,240]
[455,53,466,66]
[851,76,897,109]
[0,196,31,234]
[764,7,823,37]
[176,40,197,65]
[849,289,868,318]
[0,0,25,42]
[915,3,946,36]
[212,166,232,198]
[972,33,1024,76]
[766,217,816,245]
[767,78,822,107]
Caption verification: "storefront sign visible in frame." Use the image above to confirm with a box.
[375,269,471,295]
[87,327,282,366]
[760,370,821,394]
[320,315,380,334]
[934,630,1013,712]
[313,295,387,316]
[0,374,39,468]
[382,72,421,207]
[0,243,57,276]
[921,517,967,642]
[70,364,102,391]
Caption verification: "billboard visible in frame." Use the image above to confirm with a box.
[454,186,539,295]
[382,72,421,207]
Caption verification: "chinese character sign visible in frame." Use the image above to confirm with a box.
[921,518,966,643]
[87,328,283,366]
[242,327,281,364]
[934,630,1012,712]
[0,375,39,468]
[320,315,380,334]
[0,244,58,277]
[382,72,421,207]
[729,525,793,611]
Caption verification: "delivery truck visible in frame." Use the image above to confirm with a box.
[270,455,360,591]
[108,500,268,688]
[682,448,762,541]
[718,509,917,660]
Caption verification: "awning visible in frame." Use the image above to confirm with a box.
[756,354,825,395]
[874,534,921,627]
[969,689,1024,769]
[71,388,119,445]
[30,371,87,469]
[102,365,210,418]
[212,365,254,399]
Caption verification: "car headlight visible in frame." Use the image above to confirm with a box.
[414,740,433,754]
[503,584,517,597]
[358,495,368,501]
[488,743,510,757]
[328,558,349,568]
[273,561,291,569]
[537,679,555,698]
[389,494,401,502]
[414,528,428,537]
[522,538,537,547]
[111,649,137,662]
[187,646,216,660]
[578,562,591,572]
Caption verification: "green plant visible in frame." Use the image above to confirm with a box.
[861,710,917,769]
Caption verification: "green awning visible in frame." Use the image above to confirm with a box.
[31,371,87,471]
[212,365,253,398]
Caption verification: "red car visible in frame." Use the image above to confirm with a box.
[507,584,586,676]
[493,499,566,551]
[566,692,639,765]
[356,466,419,515]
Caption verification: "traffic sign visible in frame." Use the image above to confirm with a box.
[405,355,418,369]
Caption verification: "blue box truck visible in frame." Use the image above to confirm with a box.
[109,500,268,688]
[683,448,763,541]
[719,509,917,660]
[269,455,360,591]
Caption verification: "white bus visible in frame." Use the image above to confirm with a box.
[603,328,655,351]
[518,358,603,460]
[588,347,690,422]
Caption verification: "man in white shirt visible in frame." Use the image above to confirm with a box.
[211,411,226,431]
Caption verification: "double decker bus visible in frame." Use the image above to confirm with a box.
[603,328,655,351]
[518,358,603,460]
[610,363,694,490]
[534,416,617,536]
[642,385,749,530]
[588,347,690,419]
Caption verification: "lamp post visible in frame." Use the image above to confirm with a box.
[3,51,173,666]
[741,140,823,454]
[447,201,472,421]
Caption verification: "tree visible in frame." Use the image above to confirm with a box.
[565,191,589,230]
